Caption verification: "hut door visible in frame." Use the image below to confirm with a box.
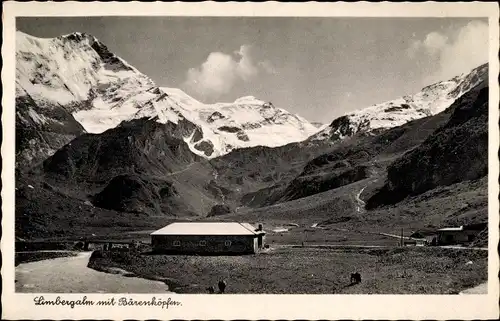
[257,235,263,248]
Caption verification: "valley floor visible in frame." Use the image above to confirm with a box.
[88,246,487,294]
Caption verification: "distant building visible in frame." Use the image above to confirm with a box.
[150,222,266,254]
[411,223,486,246]
[436,224,484,245]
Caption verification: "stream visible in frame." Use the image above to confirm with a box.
[15,252,171,293]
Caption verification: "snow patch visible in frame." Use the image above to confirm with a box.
[27,107,48,125]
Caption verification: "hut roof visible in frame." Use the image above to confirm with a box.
[151,222,262,236]
[437,226,464,232]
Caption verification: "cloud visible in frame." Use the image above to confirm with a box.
[423,32,449,55]
[406,41,421,59]
[407,32,448,58]
[258,60,278,75]
[183,45,276,98]
[407,20,488,82]
[184,52,238,98]
[234,45,259,81]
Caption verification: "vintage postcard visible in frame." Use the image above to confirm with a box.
[2,1,499,319]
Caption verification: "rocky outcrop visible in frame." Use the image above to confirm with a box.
[207,204,232,217]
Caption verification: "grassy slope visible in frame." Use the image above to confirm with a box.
[203,175,487,241]
[89,246,487,294]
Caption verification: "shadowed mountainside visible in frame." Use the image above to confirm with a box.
[15,94,87,170]
[366,83,488,209]
[42,118,201,182]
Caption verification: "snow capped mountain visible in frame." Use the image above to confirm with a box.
[157,90,319,157]
[310,63,488,141]
[16,31,154,109]
[15,31,318,162]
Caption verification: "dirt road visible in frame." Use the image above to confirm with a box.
[355,186,367,213]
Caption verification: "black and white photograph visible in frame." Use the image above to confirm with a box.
[2,2,499,320]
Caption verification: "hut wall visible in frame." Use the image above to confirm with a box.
[151,234,257,254]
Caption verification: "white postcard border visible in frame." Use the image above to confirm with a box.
[2,2,499,320]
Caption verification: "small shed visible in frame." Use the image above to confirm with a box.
[150,222,266,254]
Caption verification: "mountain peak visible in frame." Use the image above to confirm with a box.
[233,96,267,105]
[16,30,100,47]
[58,31,100,45]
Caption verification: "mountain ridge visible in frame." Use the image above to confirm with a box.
[310,63,488,143]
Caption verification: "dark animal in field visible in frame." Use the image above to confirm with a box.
[218,280,227,293]
[206,286,215,294]
[350,272,362,284]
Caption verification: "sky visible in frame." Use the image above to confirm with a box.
[16,17,489,123]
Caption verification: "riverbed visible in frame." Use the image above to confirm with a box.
[15,252,171,293]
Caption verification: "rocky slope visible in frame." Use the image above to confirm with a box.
[15,93,86,170]
[39,117,222,215]
[92,174,183,216]
[42,118,201,182]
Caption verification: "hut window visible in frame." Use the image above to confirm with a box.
[173,240,181,247]
[224,240,232,247]
[199,240,207,246]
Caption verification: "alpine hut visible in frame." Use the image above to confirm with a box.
[150,222,266,254]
